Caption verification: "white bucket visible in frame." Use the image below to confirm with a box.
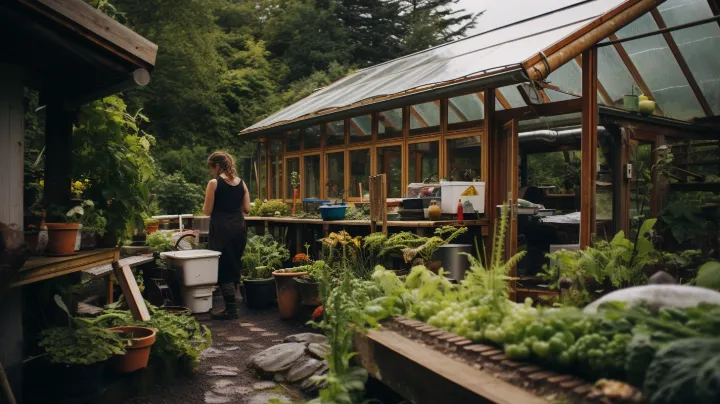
[182,285,215,313]
[440,181,486,214]
[160,250,221,287]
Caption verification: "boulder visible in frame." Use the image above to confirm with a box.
[307,342,330,359]
[249,343,306,374]
[284,333,329,345]
[286,357,325,383]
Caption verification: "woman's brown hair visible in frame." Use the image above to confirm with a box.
[207,151,238,180]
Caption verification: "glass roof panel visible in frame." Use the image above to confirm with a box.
[243,0,626,133]
[498,85,527,108]
[614,15,706,120]
[449,93,484,124]
[545,89,578,102]
[411,102,441,129]
[597,44,638,107]
[546,60,582,96]
[671,22,720,115]
[658,0,714,26]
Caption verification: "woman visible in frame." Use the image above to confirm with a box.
[203,151,251,320]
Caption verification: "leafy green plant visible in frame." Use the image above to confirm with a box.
[153,171,204,215]
[146,231,174,253]
[695,261,720,290]
[241,234,290,279]
[249,198,263,216]
[290,171,300,190]
[659,200,710,245]
[80,200,108,235]
[38,295,126,365]
[257,199,290,217]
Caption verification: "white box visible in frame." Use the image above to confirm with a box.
[440,181,486,214]
[160,250,221,287]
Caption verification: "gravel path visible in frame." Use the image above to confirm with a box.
[128,298,312,404]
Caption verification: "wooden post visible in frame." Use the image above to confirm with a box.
[112,262,150,321]
[44,100,76,215]
[106,272,114,305]
[369,174,387,234]
[615,127,631,237]
[580,49,599,248]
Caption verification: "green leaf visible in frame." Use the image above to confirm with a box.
[696,261,720,290]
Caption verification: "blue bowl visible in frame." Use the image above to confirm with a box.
[319,204,347,221]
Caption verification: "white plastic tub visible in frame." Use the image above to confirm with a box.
[182,285,215,313]
[440,181,486,214]
[160,250,221,287]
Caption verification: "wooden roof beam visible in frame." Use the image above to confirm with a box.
[650,9,713,117]
[608,33,664,116]
[495,89,512,109]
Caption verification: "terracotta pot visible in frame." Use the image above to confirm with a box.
[109,326,156,373]
[25,230,40,254]
[272,270,308,319]
[45,223,81,256]
[145,222,159,234]
[295,277,321,306]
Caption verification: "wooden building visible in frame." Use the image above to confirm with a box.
[0,1,156,401]
[240,0,720,296]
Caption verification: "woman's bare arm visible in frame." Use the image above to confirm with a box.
[242,181,251,214]
[202,179,217,216]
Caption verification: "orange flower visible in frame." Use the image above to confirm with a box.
[292,253,309,264]
[311,305,324,320]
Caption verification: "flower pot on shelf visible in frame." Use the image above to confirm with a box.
[243,278,277,309]
[295,277,321,306]
[45,223,81,256]
[272,269,308,319]
[144,219,159,234]
[109,326,156,373]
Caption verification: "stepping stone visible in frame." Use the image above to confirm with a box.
[207,365,239,376]
[200,347,226,359]
[204,391,231,403]
[284,333,329,345]
[213,383,252,396]
[261,332,279,337]
[216,332,228,337]
[246,393,291,404]
[223,346,240,351]
[250,343,265,349]
[252,381,277,391]
[240,322,255,327]
[249,327,266,332]
[227,336,251,342]
[286,357,325,383]
[249,343,306,374]
[273,339,283,343]
[307,342,330,359]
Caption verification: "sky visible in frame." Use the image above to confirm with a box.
[454,0,583,34]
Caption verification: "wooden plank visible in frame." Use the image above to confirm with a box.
[85,254,154,277]
[0,64,24,231]
[580,48,599,248]
[112,262,150,321]
[494,89,511,110]
[650,9,713,117]
[15,0,157,67]
[354,329,547,404]
[12,248,118,287]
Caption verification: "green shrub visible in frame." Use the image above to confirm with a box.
[257,199,290,217]
[154,171,204,214]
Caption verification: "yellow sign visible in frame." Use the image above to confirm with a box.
[460,186,479,196]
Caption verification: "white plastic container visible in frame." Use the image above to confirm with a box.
[160,250,221,287]
[161,250,221,313]
[440,181,486,214]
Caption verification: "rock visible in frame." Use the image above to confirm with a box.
[584,284,720,313]
[299,370,327,393]
[204,391,232,403]
[249,327,266,332]
[223,346,240,351]
[307,342,330,359]
[227,336,251,342]
[249,343,306,374]
[207,365,239,377]
[285,357,325,383]
[250,343,266,350]
[274,372,287,383]
[213,383,251,396]
[648,271,676,285]
[245,393,291,404]
[200,347,226,359]
[284,333,329,345]
[252,381,277,391]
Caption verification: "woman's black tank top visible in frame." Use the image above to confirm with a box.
[212,176,244,217]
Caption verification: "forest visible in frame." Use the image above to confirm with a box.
[23,0,481,235]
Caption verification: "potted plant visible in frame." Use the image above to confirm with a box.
[295,260,330,307]
[272,248,311,319]
[38,296,126,398]
[290,171,300,215]
[44,204,85,256]
[144,218,160,234]
[108,325,156,373]
[79,200,107,250]
[241,234,290,309]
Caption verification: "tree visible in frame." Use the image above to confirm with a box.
[400,0,481,54]
[338,0,406,67]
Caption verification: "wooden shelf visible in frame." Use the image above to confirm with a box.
[12,248,119,287]
[244,216,489,228]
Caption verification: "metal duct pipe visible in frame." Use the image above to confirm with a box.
[519,126,608,143]
[524,0,663,81]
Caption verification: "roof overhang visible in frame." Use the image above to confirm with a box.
[0,0,157,102]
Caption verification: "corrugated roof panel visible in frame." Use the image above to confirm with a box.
[243,0,628,134]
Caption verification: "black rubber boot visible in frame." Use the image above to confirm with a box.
[212,292,239,320]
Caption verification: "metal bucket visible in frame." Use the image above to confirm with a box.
[432,244,473,281]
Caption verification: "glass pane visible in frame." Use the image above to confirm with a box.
[304,125,322,150]
[409,101,440,134]
[446,136,481,181]
[658,0,713,26]
[596,132,615,238]
[378,108,403,140]
[408,141,440,184]
[497,85,526,108]
[285,157,300,199]
[495,98,505,110]
[448,93,484,126]
[547,60,582,96]
[377,145,402,198]
[597,44,638,107]
[545,88,577,102]
[286,130,300,153]
[670,23,720,115]
[348,149,371,199]
[304,155,321,198]
[349,115,372,143]
[269,137,283,154]
[326,152,345,200]
[615,16,705,119]
[325,120,345,147]
[270,155,283,199]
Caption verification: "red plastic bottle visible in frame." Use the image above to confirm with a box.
[456,199,464,221]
